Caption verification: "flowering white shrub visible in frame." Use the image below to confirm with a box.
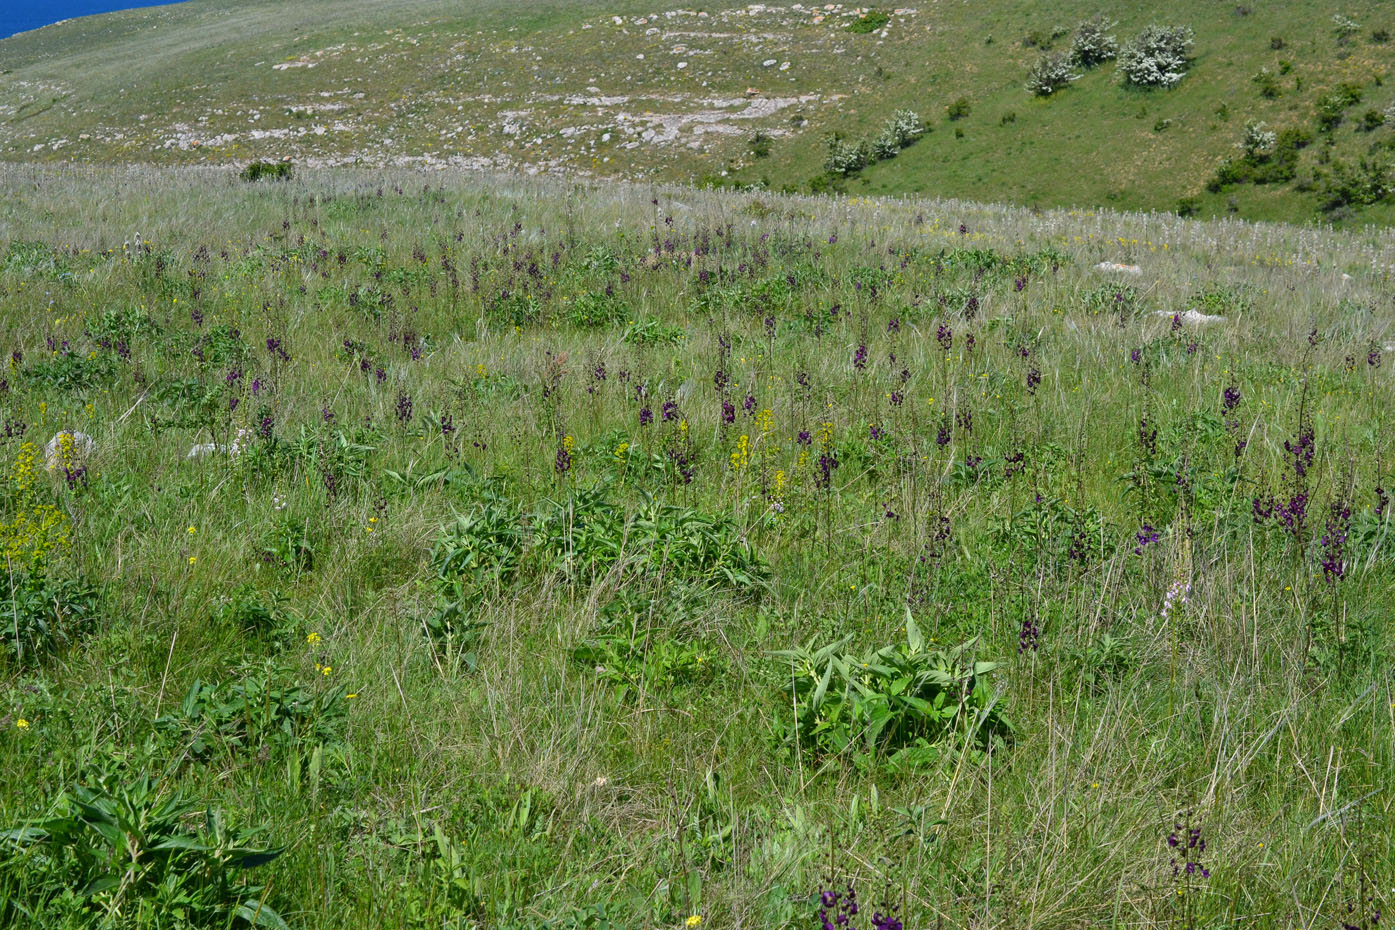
[1117,25,1195,88]
[824,136,869,176]
[1239,121,1276,158]
[1070,15,1118,68]
[884,110,924,148]
[1026,53,1080,96]
[870,134,900,161]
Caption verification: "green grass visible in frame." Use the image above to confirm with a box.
[0,163,1391,927]
[2,0,1395,224]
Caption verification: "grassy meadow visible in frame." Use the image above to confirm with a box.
[0,164,1392,928]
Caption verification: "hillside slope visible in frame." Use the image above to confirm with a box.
[1,0,1394,224]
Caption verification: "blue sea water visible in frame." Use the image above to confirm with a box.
[0,0,186,41]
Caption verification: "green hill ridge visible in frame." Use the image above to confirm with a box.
[2,0,1395,225]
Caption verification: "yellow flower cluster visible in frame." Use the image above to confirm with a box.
[730,434,750,471]
[1,442,72,572]
[755,408,773,435]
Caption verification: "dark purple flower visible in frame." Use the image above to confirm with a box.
[1018,613,1040,653]
[1134,524,1160,555]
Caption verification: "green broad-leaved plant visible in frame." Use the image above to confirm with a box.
[773,610,1012,770]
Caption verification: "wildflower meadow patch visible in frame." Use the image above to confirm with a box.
[0,165,1391,927]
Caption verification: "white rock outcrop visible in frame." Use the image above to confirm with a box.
[44,431,95,472]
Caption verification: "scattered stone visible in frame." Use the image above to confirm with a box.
[44,431,95,472]
[1154,309,1225,325]
[185,429,252,460]
[1096,261,1143,275]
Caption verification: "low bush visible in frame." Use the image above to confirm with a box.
[1026,53,1080,96]
[1316,83,1363,132]
[1117,25,1195,88]
[847,9,890,34]
[1070,15,1118,67]
[239,161,293,182]
[824,135,869,176]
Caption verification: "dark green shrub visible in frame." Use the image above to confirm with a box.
[1319,157,1391,211]
[847,9,890,34]
[1316,83,1363,132]
[1022,26,1070,50]
[238,161,293,182]
[946,97,971,120]
[1253,68,1281,99]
